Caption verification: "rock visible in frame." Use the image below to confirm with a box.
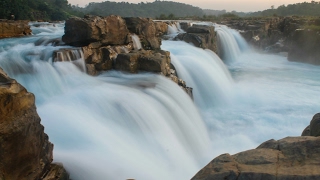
[0,20,32,39]
[175,25,218,53]
[310,113,320,136]
[114,50,170,75]
[192,136,320,180]
[62,15,130,47]
[124,17,162,50]
[81,42,131,75]
[301,113,320,137]
[42,163,69,180]
[287,29,320,65]
[0,67,69,180]
[302,125,311,136]
[180,22,191,31]
[154,21,168,36]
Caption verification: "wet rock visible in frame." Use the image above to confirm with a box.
[180,22,191,31]
[0,20,32,39]
[175,25,218,53]
[114,49,170,75]
[303,113,320,137]
[124,17,163,50]
[42,163,69,180]
[192,136,320,180]
[0,67,69,180]
[62,15,130,47]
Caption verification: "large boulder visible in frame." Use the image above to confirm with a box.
[192,136,320,180]
[62,15,130,47]
[175,25,218,53]
[0,20,32,39]
[114,49,170,75]
[124,17,164,50]
[302,113,320,137]
[0,68,69,180]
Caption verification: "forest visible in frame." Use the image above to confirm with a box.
[2,0,320,21]
[0,0,83,21]
[81,1,204,18]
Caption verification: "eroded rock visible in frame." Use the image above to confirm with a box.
[0,20,32,39]
[62,15,130,47]
[0,67,69,180]
[124,17,165,50]
[175,25,218,53]
[192,136,320,180]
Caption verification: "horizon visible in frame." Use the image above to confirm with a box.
[68,0,312,12]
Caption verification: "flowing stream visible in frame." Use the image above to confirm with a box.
[0,22,320,180]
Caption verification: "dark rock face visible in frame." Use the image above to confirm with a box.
[0,67,69,180]
[62,15,130,47]
[192,136,320,180]
[175,25,218,53]
[302,113,320,137]
[124,17,166,50]
[0,20,32,39]
[287,30,320,65]
[114,49,170,76]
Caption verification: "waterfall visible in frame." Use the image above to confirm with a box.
[0,25,212,180]
[131,34,142,50]
[1,21,320,180]
[214,24,248,63]
[167,22,184,35]
[161,40,233,109]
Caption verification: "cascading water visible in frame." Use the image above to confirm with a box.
[131,34,142,50]
[161,40,233,109]
[1,21,320,180]
[0,23,212,180]
[214,24,246,63]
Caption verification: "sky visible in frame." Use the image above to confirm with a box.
[68,0,311,12]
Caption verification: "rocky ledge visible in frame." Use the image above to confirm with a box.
[192,114,320,180]
[0,67,69,180]
[0,19,32,39]
[58,15,192,97]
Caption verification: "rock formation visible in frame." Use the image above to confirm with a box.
[192,114,320,180]
[62,15,130,47]
[59,15,193,96]
[0,19,32,39]
[302,113,320,136]
[0,67,69,180]
[175,24,218,53]
[124,17,166,50]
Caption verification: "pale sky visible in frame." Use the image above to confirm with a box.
[68,0,311,12]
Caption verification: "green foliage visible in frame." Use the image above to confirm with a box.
[80,1,204,19]
[0,0,84,20]
[248,1,320,17]
[304,24,320,31]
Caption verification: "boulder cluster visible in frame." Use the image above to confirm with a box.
[192,114,320,180]
[58,15,192,96]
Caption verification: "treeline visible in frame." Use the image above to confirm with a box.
[248,1,320,17]
[0,0,83,21]
[80,1,204,18]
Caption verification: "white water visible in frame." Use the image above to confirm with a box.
[131,34,142,50]
[214,25,247,63]
[1,22,320,180]
[0,23,211,180]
